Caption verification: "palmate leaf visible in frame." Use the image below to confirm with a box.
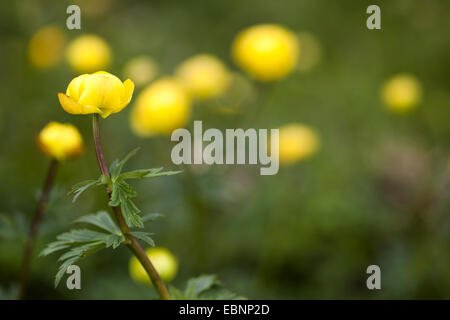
[110,148,140,180]
[40,211,126,288]
[74,211,120,234]
[169,275,247,300]
[127,231,155,247]
[105,148,181,229]
[68,177,106,203]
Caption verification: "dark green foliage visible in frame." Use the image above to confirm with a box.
[169,275,246,300]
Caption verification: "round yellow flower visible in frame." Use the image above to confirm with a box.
[37,122,84,160]
[278,124,319,165]
[129,247,178,285]
[122,56,158,87]
[175,54,231,100]
[130,77,191,136]
[381,74,422,113]
[232,24,299,81]
[58,71,134,118]
[66,34,111,73]
[28,26,66,69]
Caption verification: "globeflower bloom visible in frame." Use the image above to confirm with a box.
[232,24,299,81]
[66,34,111,73]
[28,26,66,69]
[381,74,422,113]
[129,247,178,285]
[37,122,84,160]
[176,54,231,100]
[278,124,319,165]
[130,77,191,136]
[58,71,134,118]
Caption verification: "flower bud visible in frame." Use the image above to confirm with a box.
[129,247,178,285]
[37,122,84,160]
[232,24,299,81]
[278,124,319,165]
[66,34,111,73]
[130,77,191,136]
[176,54,231,100]
[58,71,134,118]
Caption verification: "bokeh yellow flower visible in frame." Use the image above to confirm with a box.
[278,124,319,165]
[122,56,158,87]
[232,24,299,81]
[175,54,231,100]
[381,74,422,113]
[66,34,111,73]
[28,26,66,69]
[37,122,84,160]
[129,247,178,285]
[58,71,134,118]
[130,77,191,136]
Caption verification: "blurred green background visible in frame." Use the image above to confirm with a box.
[0,0,449,299]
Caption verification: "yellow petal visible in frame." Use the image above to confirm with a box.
[58,93,100,115]
[66,74,88,100]
[78,74,122,111]
[121,79,135,108]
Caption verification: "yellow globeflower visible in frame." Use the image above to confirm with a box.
[123,56,158,87]
[176,54,231,100]
[232,24,299,81]
[130,77,191,136]
[278,124,319,165]
[66,34,111,73]
[28,26,66,69]
[37,122,84,160]
[129,247,178,285]
[381,74,422,113]
[58,71,134,118]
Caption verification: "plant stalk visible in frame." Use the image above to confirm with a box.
[92,114,172,300]
[19,158,58,299]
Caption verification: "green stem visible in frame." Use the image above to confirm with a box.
[19,158,58,299]
[92,114,172,300]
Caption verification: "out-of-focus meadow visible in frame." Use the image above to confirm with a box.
[0,0,449,299]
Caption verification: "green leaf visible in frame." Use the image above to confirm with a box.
[69,178,105,203]
[127,231,155,247]
[40,211,128,288]
[171,274,247,300]
[74,211,120,234]
[56,229,109,243]
[119,168,160,180]
[108,180,142,228]
[169,285,185,300]
[104,234,125,249]
[110,148,140,180]
[185,275,219,298]
[120,196,143,228]
[120,168,182,180]
[143,169,182,178]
